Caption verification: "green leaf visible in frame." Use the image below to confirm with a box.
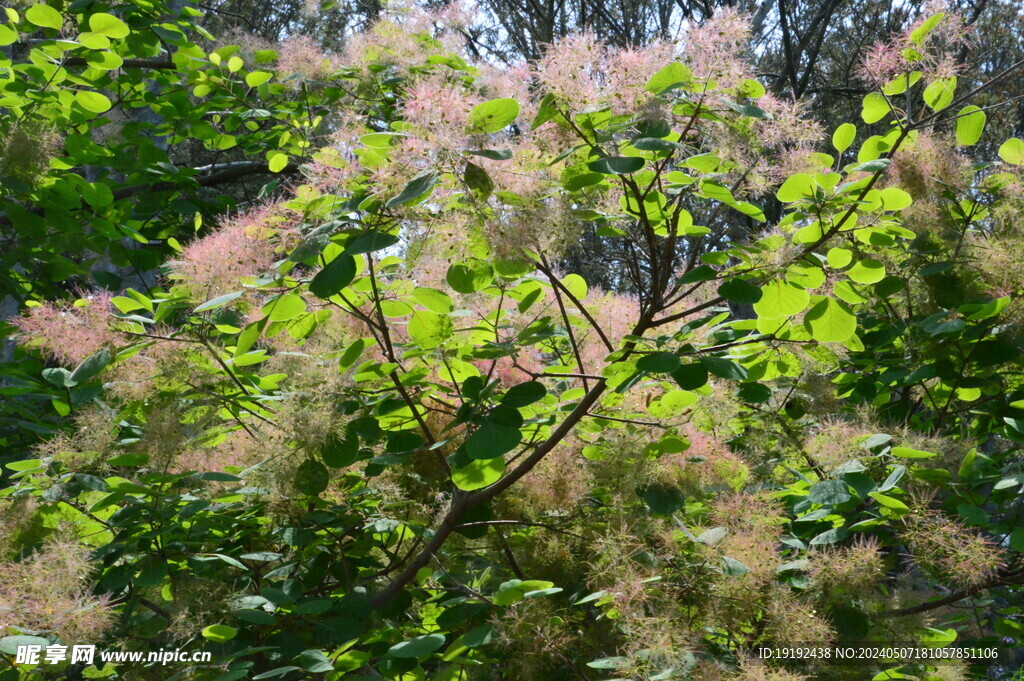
[639,483,685,514]
[868,492,908,511]
[808,479,852,505]
[268,152,289,173]
[412,287,454,313]
[262,294,307,322]
[501,381,547,407]
[345,231,400,255]
[880,187,912,210]
[468,148,514,160]
[881,71,921,96]
[827,247,853,269]
[910,13,945,44]
[999,138,1024,165]
[861,92,890,124]
[955,105,986,146]
[645,62,692,93]
[776,173,816,202]
[923,76,956,111]
[387,172,438,208]
[322,430,359,468]
[0,636,51,655]
[294,459,329,495]
[408,310,453,350]
[195,291,245,312]
[588,156,645,175]
[847,259,885,284]
[0,24,17,46]
[804,297,857,343]
[891,446,936,459]
[296,649,334,673]
[672,363,708,390]
[531,93,558,130]
[466,98,520,133]
[26,3,62,29]
[309,255,357,298]
[202,624,238,643]
[718,278,762,304]
[76,90,112,113]
[88,12,129,38]
[832,123,856,153]
[637,352,681,373]
[753,279,810,319]
[452,457,504,490]
[447,260,494,293]
[562,273,587,299]
[700,357,748,381]
[463,161,493,198]
[70,348,112,384]
[246,71,272,87]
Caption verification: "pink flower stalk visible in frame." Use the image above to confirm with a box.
[12,291,119,367]
[534,33,603,111]
[276,35,340,82]
[683,8,753,91]
[168,204,283,297]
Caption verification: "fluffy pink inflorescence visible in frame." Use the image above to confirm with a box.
[276,35,340,82]
[0,540,115,642]
[169,204,284,297]
[683,8,752,91]
[12,291,119,367]
[859,5,969,82]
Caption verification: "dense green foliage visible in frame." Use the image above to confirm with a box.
[3,2,1024,681]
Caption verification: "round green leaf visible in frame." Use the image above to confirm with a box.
[718,278,762,304]
[880,187,912,210]
[803,297,857,343]
[500,381,547,407]
[955,105,986,146]
[466,98,520,133]
[309,255,357,299]
[447,259,493,293]
[637,352,681,373]
[0,636,50,655]
[999,138,1024,165]
[322,430,359,468]
[0,24,17,46]
[465,407,523,459]
[832,123,856,153]
[88,12,129,38]
[672,363,708,390]
[776,173,816,202]
[389,630,446,659]
[861,92,890,124]
[202,624,238,643]
[826,247,853,269]
[561,273,587,299]
[923,76,956,111]
[294,459,329,495]
[807,479,852,506]
[588,156,645,175]
[846,259,885,284]
[262,293,307,322]
[268,152,289,173]
[408,310,453,350]
[753,280,810,319]
[26,3,62,29]
[412,287,453,313]
[645,62,692,93]
[451,457,504,491]
[76,90,112,113]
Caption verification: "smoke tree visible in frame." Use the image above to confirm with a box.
[3,3,1024,681]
